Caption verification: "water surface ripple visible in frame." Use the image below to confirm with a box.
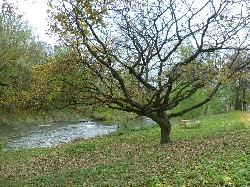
[0,121,117,149]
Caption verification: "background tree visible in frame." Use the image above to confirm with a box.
[0,1,49,113]
[228,52,250,111]
[27,48,91,112]
[49,0,250,143]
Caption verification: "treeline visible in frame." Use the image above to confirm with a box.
[0,2,81,115]
[0,3,45,113]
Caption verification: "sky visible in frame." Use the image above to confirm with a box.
[3,0,247,46]
[4,0,55,44]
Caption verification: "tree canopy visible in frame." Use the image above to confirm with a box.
[47,0,250,143]
[0,1,51,113]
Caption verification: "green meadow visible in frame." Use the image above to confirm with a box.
[0,111,249,186]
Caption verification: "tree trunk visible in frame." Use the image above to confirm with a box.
[149,111,172,144]
[160,120,171,143]
[234,87,241,110]
[242,88,246,111]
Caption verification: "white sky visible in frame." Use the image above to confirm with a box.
[2,0,247,46]
[3,0,55,44]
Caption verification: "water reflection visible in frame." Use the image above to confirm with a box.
[0,121,117,149]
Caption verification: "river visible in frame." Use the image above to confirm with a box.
[0,121,117,149]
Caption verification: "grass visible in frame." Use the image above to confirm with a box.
[0,111,249,186]
[0,108,86,125]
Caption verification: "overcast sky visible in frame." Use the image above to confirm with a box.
[6,0,55,44]
[3,0,247,46]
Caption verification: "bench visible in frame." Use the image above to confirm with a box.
[179,120,200,128]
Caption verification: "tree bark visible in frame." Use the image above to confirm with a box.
[160,120,171,144]
[234,87,241,110]
[150,111,172,143]
[242,88,246,111]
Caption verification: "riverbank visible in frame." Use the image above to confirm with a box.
[0,111,249,186]
[0,107,137,127]
[0,109,87,126]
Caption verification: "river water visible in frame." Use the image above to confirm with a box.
[0,121,117,149]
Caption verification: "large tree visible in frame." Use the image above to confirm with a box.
[0,1,49,113]
[49,0,250,143]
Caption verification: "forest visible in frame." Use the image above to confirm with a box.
[1,0,250,143]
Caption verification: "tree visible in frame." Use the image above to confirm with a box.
[228,52,250,111]
[48,0,250,143]
[28,48,91,112]
[0,1,49,113]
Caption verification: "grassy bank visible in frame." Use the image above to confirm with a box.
[0,111,249,186]
[0,107,136,126]
[0,109,87,125]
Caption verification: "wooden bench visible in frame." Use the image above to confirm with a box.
[179,120,200,128]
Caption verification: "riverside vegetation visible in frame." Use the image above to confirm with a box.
[0,111,249,186]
